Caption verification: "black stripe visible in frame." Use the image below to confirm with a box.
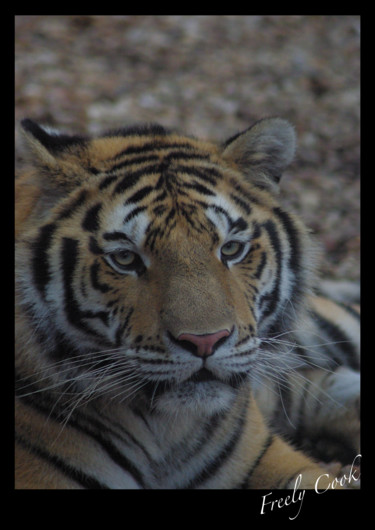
[89,236,104,255]
[239,434,274,488]
[103,231,133,243]
[61,238,110,336]
[163,150,209,163]
[177,165,221,186]
[259,220,282,320]
[57,190,88,220]
[87,166,99,175]
[289,378,309,450]
[90,262,111,293]
[207,204,235,227]
[126,185,154,203]
[144,225,163,252]
[99,174,118,190]
[15,371,42,398]
[31,193,94,299]
[115,307,134,346]
[16,393,146,488]
[109,139,195,161]
[229,178,260,205]
[338,301,360,321]
[82,203,102,232]
[113,166,158,196]
[184,409,246,488]
[161,208,176,229]
[230,217,248,233]
[111,150,209,175]
[183,181,215,196]
[15,433,109,489]
[230,193,251,215]
[124,205,147,224]
[273,207,301,276]
[31,223,56,299]
[152,205,167,216]
[79,425,146,488]
[294,344,309,363]
[150,413,223,480]
[312,311,360,370]
[254,251,267,280]
[62,238,83,330]
[110,154,159,173]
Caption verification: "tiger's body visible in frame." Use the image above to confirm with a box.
[15,118,360,489]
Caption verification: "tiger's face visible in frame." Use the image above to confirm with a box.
[16,119,314,415]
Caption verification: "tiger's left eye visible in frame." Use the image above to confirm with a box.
[221,241,244,259]
[105,250,146,275]
[111,250,137,268]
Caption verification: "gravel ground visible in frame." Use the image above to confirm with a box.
[15,15,360,282]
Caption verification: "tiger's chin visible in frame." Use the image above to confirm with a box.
[148,380,241,417]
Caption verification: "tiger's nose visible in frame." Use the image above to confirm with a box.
[176,329,231,358]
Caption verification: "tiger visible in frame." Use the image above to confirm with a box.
[15,117,360,489]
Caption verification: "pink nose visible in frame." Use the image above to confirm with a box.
[177,329,230,357]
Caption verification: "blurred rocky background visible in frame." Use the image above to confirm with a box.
[15,15,360,282]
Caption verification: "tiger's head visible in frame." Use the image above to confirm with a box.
[16,118,316,416]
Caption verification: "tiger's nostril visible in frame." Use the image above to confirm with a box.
[176,329,231,358]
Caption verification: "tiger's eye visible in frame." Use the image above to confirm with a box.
[111,250,137,267]
[221,241,243,258]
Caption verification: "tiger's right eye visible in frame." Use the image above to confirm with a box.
[219,239,250,267]
[221,241,244,259]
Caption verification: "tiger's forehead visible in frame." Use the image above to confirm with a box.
[87,130,268,214]
[100,180,248,252]
[88,131,220,172]
[89,131,253,246]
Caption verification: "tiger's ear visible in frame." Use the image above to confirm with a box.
[20,119,89,189]
[222,118,296,192]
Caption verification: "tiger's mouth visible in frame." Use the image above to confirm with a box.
[187,367,218,384]
[143,366,247,401]
[186,366,248,387]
